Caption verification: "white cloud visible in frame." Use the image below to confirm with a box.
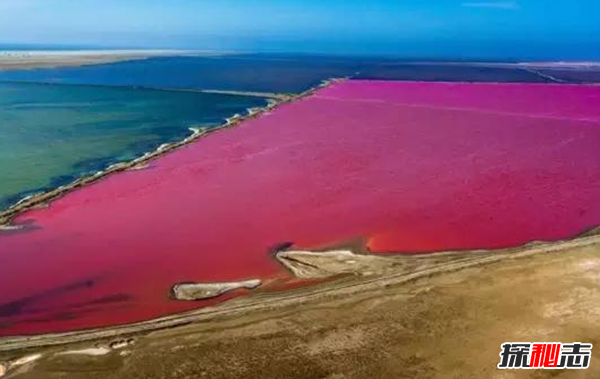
[462,1,519,9]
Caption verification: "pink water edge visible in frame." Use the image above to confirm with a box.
[1,80,599,336]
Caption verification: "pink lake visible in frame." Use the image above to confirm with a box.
[1,80,600,337]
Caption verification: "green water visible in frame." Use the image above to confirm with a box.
[0,82,267,210]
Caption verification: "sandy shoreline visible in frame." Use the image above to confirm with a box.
[0,228,599,378]
[0,226,598,349]
[0,79,337,228]
[0,50,210,71]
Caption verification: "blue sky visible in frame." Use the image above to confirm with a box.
[1,0,599,59]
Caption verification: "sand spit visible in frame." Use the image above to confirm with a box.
[137,87,291,101]
[0,353,43,376]
[276,249,391,278]
[56,339,134,357]
[0,79,340,229]
[0,339,136,377]
[278,229,600,281]
[0,224,22,232]
[56,347,111,356]
[172,280,262,301]
[0,50,210,71]
[200,89,291,100]
[0,227,599,353]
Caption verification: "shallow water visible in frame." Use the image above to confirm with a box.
[0,82,267,210]
[1,80,599,336]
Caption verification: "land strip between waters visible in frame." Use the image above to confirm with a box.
[0,79,339,228]
[193,89,290,100]
[0,80,290,100]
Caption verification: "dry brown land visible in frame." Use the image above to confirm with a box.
[1,230,599,379]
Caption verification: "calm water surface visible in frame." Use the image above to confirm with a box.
[0,82,267,210]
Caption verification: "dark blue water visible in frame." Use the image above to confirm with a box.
[535,67,600,83]
[4,54,592,94]
[0,55,368,93]
[353,63,551,82]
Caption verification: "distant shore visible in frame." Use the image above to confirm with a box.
[0,50,214,71]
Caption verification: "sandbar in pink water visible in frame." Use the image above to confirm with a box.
[1,80,599,336]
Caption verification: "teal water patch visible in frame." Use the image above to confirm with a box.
[0,82,267,211]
